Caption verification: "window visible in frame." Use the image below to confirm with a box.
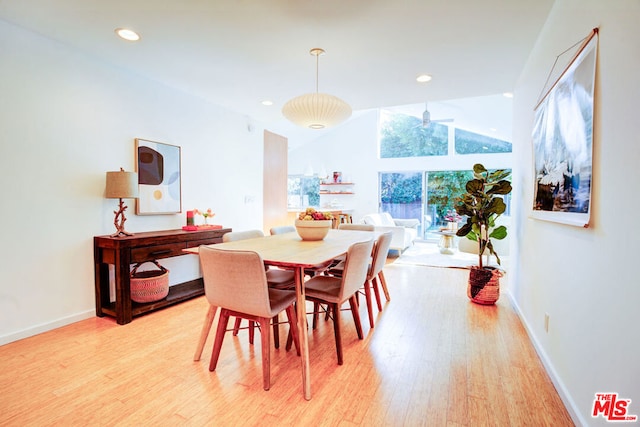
[378,169,512,240]
[379,171,424,232]
[425,169,512,237]
[425,170,475,228]
[377,96,513,239]
[379,109,448,158]
[455,129,512,154]
[287,175,319,208]
[378,95,513,159]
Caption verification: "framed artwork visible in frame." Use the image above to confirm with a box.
[531,30,598,227]
[135,138,182,215]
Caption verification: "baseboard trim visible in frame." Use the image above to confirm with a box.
[0,309,95,346]
[506,291,587,427]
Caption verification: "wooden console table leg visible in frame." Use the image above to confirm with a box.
[95,261,110,317]
[114,250,132,325]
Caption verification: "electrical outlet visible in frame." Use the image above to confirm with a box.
[544,313,550,333]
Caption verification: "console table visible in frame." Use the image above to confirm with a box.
[94,227,231,324]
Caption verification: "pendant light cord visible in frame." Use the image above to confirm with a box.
[315,51,319,93]
[309,47,325,94]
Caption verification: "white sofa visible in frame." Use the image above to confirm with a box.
[362,212,419,252]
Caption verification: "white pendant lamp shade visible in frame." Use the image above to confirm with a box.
[282,92,352,129]
[282,48,351,129]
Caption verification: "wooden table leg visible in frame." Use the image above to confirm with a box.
[193,305,218,361]
[295,266,312,400]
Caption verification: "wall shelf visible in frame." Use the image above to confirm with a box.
[320,191,354,194]
[320,182,354,194]
[320,182,355,185]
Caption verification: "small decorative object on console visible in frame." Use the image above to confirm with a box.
[193,208,215,224]
[186,210,195,226]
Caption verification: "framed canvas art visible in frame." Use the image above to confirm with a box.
[135,138,182,215]
[531,30,598,227]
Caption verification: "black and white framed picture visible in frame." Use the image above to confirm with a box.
[531,30,598,227]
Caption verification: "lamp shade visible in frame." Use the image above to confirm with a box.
[105,170,139,199]
[282,92,352,129]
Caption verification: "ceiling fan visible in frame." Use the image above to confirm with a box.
[422,102,454,127]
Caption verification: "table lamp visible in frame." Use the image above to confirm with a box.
[105,168,139,237]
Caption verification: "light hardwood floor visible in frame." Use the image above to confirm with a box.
[0,262,574,426]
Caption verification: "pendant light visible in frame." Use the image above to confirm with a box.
[282,48,352,129]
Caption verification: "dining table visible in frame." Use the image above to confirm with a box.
[184,228,375,400]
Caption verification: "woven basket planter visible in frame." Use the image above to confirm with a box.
[130,261,169,303]
[467,266,503,305]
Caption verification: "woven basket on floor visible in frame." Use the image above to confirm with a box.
[467,266,503,305]
[130,260,169,303]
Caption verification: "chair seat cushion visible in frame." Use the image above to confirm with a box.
[266,268,295,289]
[267,288,297,315]
[304,275,342,303]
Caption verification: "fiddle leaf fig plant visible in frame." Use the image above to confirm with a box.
[454,164,512,268]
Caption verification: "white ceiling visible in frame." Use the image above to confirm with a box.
[0,0,553,145]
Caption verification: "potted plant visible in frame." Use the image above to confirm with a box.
[454,164,512,304]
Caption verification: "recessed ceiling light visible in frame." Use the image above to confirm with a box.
[115,28,140,41]
[489,127,497,132]
[503,92,514,98]
[261,100,273,106]
[416,74,432,83]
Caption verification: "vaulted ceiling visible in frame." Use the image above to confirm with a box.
[0,0,554,143]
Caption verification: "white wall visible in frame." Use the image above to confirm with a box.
[0,20,266,344]
[511,1,640,425]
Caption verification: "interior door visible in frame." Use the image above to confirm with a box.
[263,130,288,234]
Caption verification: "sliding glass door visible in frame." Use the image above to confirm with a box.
[379,169,511,240]
[424,170,474,238]
[379,171,424,234]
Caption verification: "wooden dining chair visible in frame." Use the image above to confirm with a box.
[326,223,375,269]
[198,246,300,390]
[308,222,376,327]
[193,229,295,362]
[223,230,295,347]
[224,230,295,290]
[337,223,375,231]
[325,231,393,329]
[269,225,295,235]
[362,231,393,325]
[292,239,374,365]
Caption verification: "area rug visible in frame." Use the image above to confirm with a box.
[392,242,507,270]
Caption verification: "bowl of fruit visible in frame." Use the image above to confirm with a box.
[295,208,334,241]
